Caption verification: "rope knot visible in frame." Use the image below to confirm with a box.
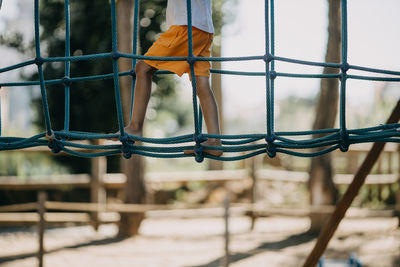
[341,63,350,72]
[121,137,133,159]
[265,135,275,143]
[264,54,273,63]
[194,146,204,163]
[122,149,132,159]
[265,135,276,158]
[194,133,206,144]
[129,69,136,78]
[111,52,120,60]
[187,57,196,65]
[46,132,63,154]
[339,130,349,152]
[119,133,129,143]
[267,145,276,158]
[35,57,44,66]
[270,70,277,80]
[62,76,72,86]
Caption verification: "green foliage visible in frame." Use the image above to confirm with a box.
[30,0,180,172]
[31,0,115,133]
[0,153,68,176]
[0,32,26,53]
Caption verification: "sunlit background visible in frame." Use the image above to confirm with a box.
[0,1,400,266]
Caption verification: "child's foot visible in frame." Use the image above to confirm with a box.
[109,126,141,141]
[184,139,223,157]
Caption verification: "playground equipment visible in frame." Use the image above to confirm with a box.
[1,1,400,266]
[1,0,400,162]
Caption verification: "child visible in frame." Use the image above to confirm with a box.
[122,0,222,156]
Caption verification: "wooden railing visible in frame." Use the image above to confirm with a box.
[0,142,399,227]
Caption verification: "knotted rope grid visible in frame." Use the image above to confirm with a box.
[1,0,400,162]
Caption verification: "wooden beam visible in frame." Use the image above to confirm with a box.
[257,169,397,185]
[146,169,250,183]
[0,212,118,225]
[90,140,107,230]
[222,193,230,267]
[0,174,91,190]
[0,202,37,212]
[37,192,46,267]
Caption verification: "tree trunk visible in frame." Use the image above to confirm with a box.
[116,0,146,237]
[209,43,224,170]
[209,0,225,170]
[308,0,341,233]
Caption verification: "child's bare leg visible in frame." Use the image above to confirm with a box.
[124,60,157,137]
[195,76,222,156]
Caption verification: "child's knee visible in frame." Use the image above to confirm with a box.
[135,60,154,77]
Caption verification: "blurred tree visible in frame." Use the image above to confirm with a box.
[308,0,340,233]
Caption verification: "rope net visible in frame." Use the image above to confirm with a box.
[1,0,400,162]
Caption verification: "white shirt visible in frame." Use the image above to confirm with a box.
[166,0,214,34]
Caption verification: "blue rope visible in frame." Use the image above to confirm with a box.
[0,0,400,161]
[129,0,140,122]
[63,0,71,133]
[0,90,2,137]
[110,0,126,140]
[34,0,53,138]
[339,0,349,152]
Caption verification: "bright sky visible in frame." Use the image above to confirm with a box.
[219,0,400,127]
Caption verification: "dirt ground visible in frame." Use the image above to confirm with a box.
[0,216,399,267]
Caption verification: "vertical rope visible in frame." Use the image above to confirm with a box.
[110,0,126,137]
[0,91,2,136]
[130,0,140,121]
[270,0,276,134]
[186,0,200,137]
[198,106,203,133]
[63,0,71,132]
[34,0,53,137]
[264,0,272,138]
[339,0,349,151]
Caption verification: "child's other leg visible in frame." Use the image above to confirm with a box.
[195,76,222,156]
[125,60,157,136]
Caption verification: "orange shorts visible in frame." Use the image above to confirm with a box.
[144,25,213,77]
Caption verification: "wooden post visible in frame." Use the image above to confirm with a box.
[209,41,224,171]
[90,139,107,230]
[303,100,400,267]
[249,156,258,230]
[397,180,400,227]
[377,155,383,174]
[37,191,47,267]
[222,192,230,267]
[388,152,393,174]
[397,145,400,227]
